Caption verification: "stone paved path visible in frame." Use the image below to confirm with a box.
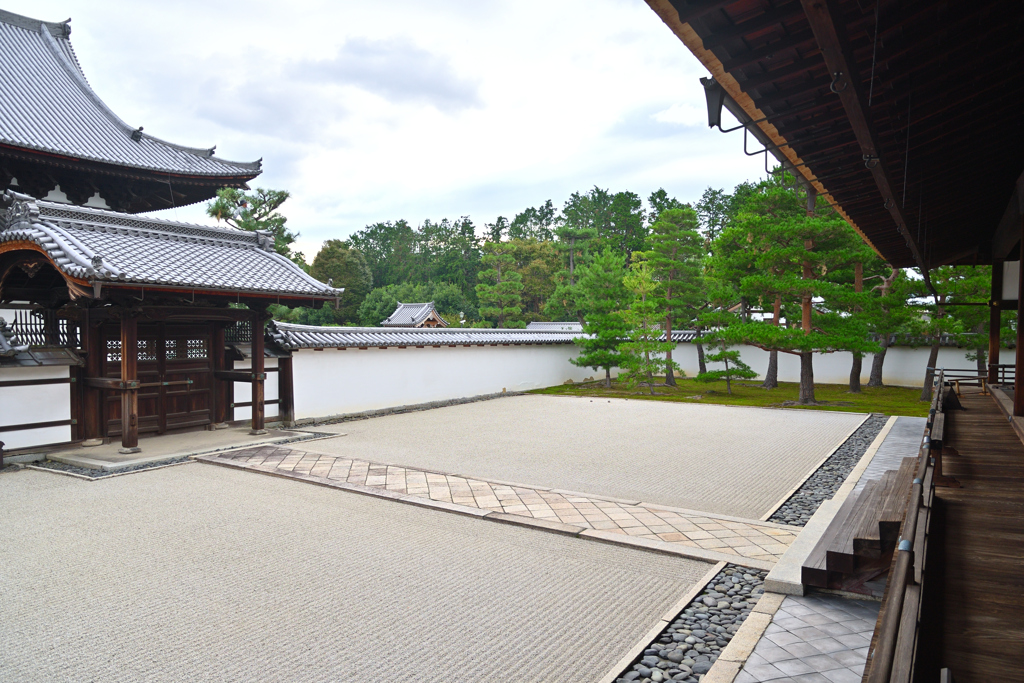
[736,593,879,682]
[205,444,798,565]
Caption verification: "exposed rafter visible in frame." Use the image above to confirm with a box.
[798,0,934,291]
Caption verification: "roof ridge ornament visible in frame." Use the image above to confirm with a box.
[255,230,274,252]
[5,190,40,227]
[130,126,144,142]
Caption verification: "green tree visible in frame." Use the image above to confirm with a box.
[546,193,599,322]
[572,248,631,387]
[476,243,526,328]
[485,216,509,243]
[306,240,373,324]
[619,257,678,395]
[863,267,914,387]
[647,188,685,225]
[711,190,876,404]
[509,200,556,241]
[696,341,758,394]
[348,220,418,287]
[207,187,302,264]
[694,187,731,246]
[507,238,560,320]
[646,207,704,386]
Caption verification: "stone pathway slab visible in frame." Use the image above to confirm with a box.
[735,593,879,683]
[206,444,798,565]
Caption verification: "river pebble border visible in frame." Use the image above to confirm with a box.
[615,565,768,683]
[767,413,889,526]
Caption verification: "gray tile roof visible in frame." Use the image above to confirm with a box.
[267,321,698,350]
[380,302,448,327]
[1,192,341,298]
[526,321,583,332]
[0,9,260,177]
[268,321,581,350]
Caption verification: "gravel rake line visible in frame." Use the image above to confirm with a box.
[614,564,769,683]
[767,413,889,526]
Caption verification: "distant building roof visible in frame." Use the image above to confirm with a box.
[380,302,449,327]
[0,192,340,300]
[526,321,583,332]
[0,9,260,210]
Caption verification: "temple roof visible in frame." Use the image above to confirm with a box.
[0,192,340,300]
[0,9,260,179]
[526,321,583,332]
[267,321,697,350]
[380,302,449,327]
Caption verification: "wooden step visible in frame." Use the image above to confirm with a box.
[854,457,917,556]
[801,483,867,588]
[826,478,883,574]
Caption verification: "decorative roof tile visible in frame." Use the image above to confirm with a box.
[380,302,448,327]
[0,316,28,357]
[0,9,260,178]
[0,192,340,298]
[526,321,583,332]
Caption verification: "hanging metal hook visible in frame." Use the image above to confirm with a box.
[830,72,848,94]
[864,154,880,169]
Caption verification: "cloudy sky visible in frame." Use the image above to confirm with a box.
[13,0,765,257]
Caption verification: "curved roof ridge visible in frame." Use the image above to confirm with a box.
[32,196,260,244]
[0,10,261,178]
[273,321,569,334]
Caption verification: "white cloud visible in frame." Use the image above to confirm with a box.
[10,0,770,257]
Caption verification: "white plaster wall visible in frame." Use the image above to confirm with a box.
[0,365,71,450]
[232,357,279,422]
[291,344,595,421]
[672,342,1014,387]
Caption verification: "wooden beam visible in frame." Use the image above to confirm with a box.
[1017,228,1024,416]
[668,0,734,25]
[213,370,264,383]
[990,259,1003,385]
[211,321,227,425]
[250,309,266,434]
[119,314,140,453]
[799,0,932,283]
[990,171,1024,260]
[278,356,295,427]
[82,314,103,440]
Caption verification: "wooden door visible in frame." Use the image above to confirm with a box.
[103,322,213,437]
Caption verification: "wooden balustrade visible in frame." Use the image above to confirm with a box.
[864,370,946,683]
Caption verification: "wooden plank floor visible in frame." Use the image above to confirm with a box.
[939,392,1024,681]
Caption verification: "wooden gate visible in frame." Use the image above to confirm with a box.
[103,322,213,436]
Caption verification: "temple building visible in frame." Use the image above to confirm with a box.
[379,302,449,328]
[0,9,338,454]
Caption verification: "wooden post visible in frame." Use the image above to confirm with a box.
[81,311,103,441]
[212,321,228,426]
[278,355,295,427]
[990,260,1003,385]
[119,313,140,453]
[250,309,266,434]
[1016,243,1024,415]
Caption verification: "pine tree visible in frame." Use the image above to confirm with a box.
[711,188,877,404]
[696,341,758,394]
[646,207,704,386]
[572,249,630,387]
[619,257,678,395]
[475,243,526,328]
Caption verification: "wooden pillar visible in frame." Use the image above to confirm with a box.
[82,312,104,441]
[278,355,295,427]
[212,321,228,425]
[1016,240,1024,415]
[250,309,266,434]
[119,314,140,453]
[989,260,1003,385]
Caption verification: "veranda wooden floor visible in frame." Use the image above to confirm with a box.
[940,392,1024,681]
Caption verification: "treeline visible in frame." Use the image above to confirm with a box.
[209,176,1006,403]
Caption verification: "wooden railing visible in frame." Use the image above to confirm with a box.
[864,370,945,683]
[6,308,79,348]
